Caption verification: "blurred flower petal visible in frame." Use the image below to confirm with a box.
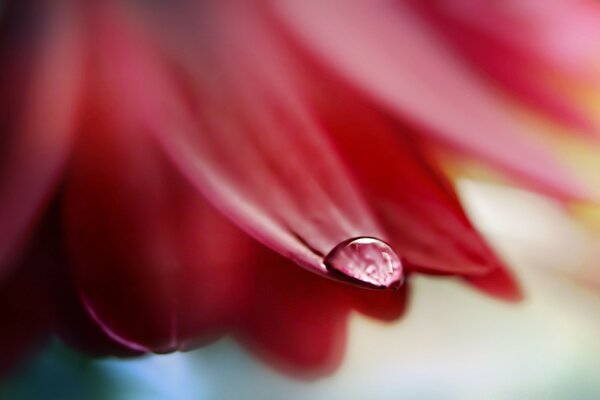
[0,1,82,276]
[55,2,412,368]
[274,0,591,200]
[310,76,507,275]
[91,1,387,278]
[235,248,409,375]
[235,252,350,375]
[62,72,255,352]
[416,0,600,136]
[464,267,523,302]
[114,1,509,278]
[39,219,144,359]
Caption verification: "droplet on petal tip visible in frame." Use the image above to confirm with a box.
[323,237,405,290]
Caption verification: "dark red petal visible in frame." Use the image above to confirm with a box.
[53,271,145,358]
[234,250,349,375]
[347,281,410,322]
[0,1,82,275]
[274,0,591,200]
[28,210,142,358]
[63,129,252,352]
[61,42,255,352]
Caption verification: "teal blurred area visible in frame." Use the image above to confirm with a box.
[0,340,208,400]
[0,342,113,400]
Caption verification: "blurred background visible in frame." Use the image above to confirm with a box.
[2,180,600,400]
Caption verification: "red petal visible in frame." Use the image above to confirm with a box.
[235,248,409,374]
[274,0,591,200]
[236,262,349,374]
[63,128,252,352]
[28,212,142,358]
[345,280,410,322]
[62,42,255,352]
[96,2,387,277]
[104,2,506,276]
[53,272,145,358]
[63,3,410,363]
[0,1,83,275]
[308,70,505,275]
[465,267,523,302]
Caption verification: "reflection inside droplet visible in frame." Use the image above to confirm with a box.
[324,237,404,289]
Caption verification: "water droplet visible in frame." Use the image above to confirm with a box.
[324,237,404,289]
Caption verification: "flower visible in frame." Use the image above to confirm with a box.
[1,0,596,377]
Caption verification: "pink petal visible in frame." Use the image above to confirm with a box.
[274,0,592,200]
[94,2,387,278]
[419,0,600,78]
[0,1,83,276]
[416,0,600,136]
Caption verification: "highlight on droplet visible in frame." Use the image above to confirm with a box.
[323,237,404,289]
